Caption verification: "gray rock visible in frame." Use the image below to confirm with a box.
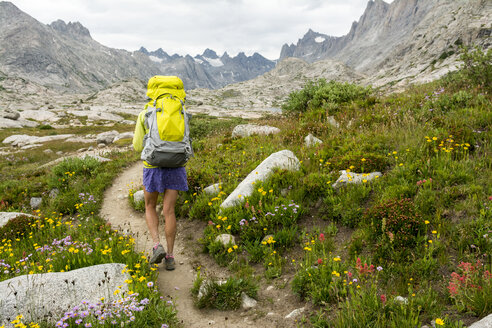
[204,183,221,196]
[241,292,257,310]
[332,170,382,189]
[0,117,38,128]
[113,132,134,143]
[29,197,42,210]
[2,109,20,120]
[2,134,32,146]
[81,154,111,162]
[304,133,323,147]
[231,124,280,138]
[0,212,35,229]
[43,149,53,154]
[327,116,340,129]
[49,188,59,199]
[20,110,58,122]
[133,190,144,204]
[0,263,130,326]
[20,144,41,150]
[285,307,305,319]
[220,150,300,208]
[2,134,74,148]
[394,295,408,304]
[469,314,492,328]
[215,234,235,246]
[197,279,226,300]
[96,130,119,144]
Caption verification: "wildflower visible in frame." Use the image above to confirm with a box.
[319,233,325,241]
[380,294,386,304]
[376,266,383,272]
[317,258,323,265]
[227,248,233,253]
[435,318,444,326]
[425,220,430,224]
[333,257,341,262]
[432,230,437,234]
[147,281,154,288]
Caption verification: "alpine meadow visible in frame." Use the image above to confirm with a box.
[0,0,491,327]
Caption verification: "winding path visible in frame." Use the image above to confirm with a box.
[100,162,288,327]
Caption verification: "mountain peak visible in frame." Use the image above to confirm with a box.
[50,19,91,38]
[202,48,218,58]
[138,46,149,55]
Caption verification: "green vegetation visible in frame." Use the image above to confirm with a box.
[1,46,491,327]
[179,46,491,326]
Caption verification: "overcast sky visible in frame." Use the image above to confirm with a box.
[11,0,393,60]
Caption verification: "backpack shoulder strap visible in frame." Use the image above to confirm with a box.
[143,106,158,131]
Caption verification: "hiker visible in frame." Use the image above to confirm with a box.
[132,76,192,270]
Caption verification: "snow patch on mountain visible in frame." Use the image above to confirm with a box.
[149,56,163,63]
[204,57,224,67]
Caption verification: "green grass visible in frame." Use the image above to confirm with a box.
[181,48,491,327]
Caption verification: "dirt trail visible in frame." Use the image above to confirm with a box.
[100,162,298,328]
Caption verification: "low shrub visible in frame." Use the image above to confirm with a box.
[364,198,426,262]
[0,214,37,241]
[192,273,258,310]
[282,79,372,114]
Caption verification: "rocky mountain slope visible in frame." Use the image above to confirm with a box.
[139,47,275,89]
[186,57,365,118]
[0,1,274,91]
[280,0,491,87]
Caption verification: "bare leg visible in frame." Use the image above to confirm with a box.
[144,188,160,245]
[162,189,178,255]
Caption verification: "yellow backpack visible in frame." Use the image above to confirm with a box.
[141,76,193,167]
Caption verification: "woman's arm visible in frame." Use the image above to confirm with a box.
[132,110,147,152]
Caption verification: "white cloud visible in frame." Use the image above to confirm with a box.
[10,0,394,60]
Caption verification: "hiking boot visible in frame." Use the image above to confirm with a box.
[165,255,175,271]
[149,244,166,265]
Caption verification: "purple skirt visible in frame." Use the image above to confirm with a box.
[143,167,188,192]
